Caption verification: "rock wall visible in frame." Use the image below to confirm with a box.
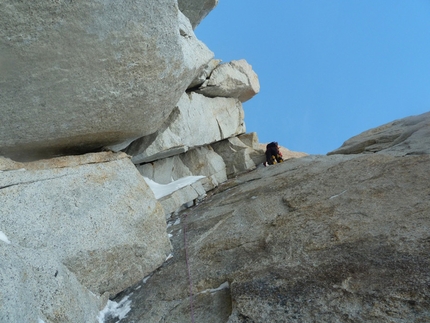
[3,1,427,322]
[109,114,430,322]
[0,2,269,322]
[0,0,213,161]
[0,153,171,322]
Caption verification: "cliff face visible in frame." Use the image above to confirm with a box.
[108,113,430,322]
[1,1,429,323]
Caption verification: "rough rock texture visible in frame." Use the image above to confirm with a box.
[196,59,260,102]
[189,59,221,89]
[0,1,213,161]
[110,149,430,322]
[138,145,228,192]
[178,0,219,29]
[212,136,262,177]
[159,179,206,216]
[0,244,102,323]
[126,92,245,164]
[113,113,429,321]
[0,152,171,298]
[328,111,430,156]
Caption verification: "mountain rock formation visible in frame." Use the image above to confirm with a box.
[1,1,429,323]
[109,112,430,323]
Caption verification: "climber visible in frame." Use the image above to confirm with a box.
[265,142,284,166]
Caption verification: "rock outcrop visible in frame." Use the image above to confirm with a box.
[125,92,245,164]
[0,153,171,322]
[328,111,430,156]
[0,1,213,161]
[195,59,261,102]
[109,130,430,322]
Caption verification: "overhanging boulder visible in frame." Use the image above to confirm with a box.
[0,1,213,161]
[195,59,260,102]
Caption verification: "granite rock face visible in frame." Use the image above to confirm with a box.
[0,1,213,161]
[0,152,171,321]
[328,111,430,156]
[109,147,430,322]
[0,244,102,323]
[126,92,246,164]
[112,112,430,322]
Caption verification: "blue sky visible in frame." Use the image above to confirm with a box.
[195,1,430,154]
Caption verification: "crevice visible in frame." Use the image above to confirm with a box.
[0,174,71,190]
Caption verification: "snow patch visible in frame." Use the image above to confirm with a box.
[198,281,230,295]
[143,176,205,199]
[97,295,132,323]
[38,319,45,323]
[0,231,11,244]
[165,253,173,261]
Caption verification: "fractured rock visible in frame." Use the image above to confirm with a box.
[126,92,245,164]
[212,133,265,177]
[110,152,430,322]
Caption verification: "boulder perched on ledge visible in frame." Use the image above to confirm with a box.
[196,59,260,102]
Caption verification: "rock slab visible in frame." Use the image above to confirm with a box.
[110,152,430,322]
[0,152,171,322]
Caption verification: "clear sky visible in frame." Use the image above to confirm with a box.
[194,1,430,155]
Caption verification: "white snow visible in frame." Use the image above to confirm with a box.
[38,319,45,323]
[97,295,132,323]
[198,281,230,295]
[165,253,173,261]
[143,176,205,199]
[142,274,152,284]
[0,231,11,244]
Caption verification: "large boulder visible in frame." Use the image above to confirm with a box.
[0,244,102,323]
[125,92,245,164]
[0,1,213,161]
[109,151,430,322]
[328,111,430,156]
[196,59,260,102]
[178,0,219,29]
[0,152,171,297]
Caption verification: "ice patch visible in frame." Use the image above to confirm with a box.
[144,176,205,199]
[97,295,132,323]
[0,231,11,244]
